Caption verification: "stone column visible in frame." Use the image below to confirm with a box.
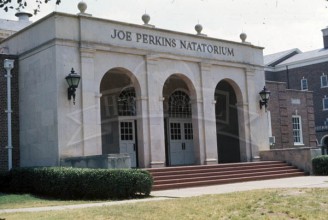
[244,68,259,161]
[236,102,250,162]
[146,56,166,168]
[79,45,102,155]
[136,96,150,168]
[191,98,204,165]
[200,63,218,165]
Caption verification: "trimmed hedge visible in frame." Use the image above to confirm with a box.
[0,167,153,200]
[312,155,328,175]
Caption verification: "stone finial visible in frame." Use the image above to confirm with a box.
[142,13,150,25]
[195,24,207,36]
[78,1,87,14]
[77,1,92,16]
[195,24,203,35]
[240,32,247,43]
[142,13,155,27]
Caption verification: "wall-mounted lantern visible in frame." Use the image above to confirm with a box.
[259,86,270,109]
[65,68,81,105]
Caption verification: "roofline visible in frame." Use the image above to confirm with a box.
[265,48,301,66]
[272,53,328,71]
[1,12,264,50]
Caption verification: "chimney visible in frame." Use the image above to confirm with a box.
[15,11,32,22]
[322,27,328,49]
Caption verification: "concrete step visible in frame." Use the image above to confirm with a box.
[150,163,291,177]
[147,161,306,191]
[147,161,285,173]
[152,167,300,181]
[152,172,305,191]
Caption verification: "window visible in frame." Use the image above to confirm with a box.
[117,87,136,116]
[301,78,308,91]
[120,122,134,141]
[184,123,193,140]
[322,74,328,87]
[323,97,328,110]
[170,123,181,140]
[321,74,328,88]
[168,90,191,118]
[292,115,303,145]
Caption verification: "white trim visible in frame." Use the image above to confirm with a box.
[264,48,302,67]
[321,74,328,88]
[292,115,303,145]
[323,97,328,110]
[301,78,308,91]
[271,56,328,72]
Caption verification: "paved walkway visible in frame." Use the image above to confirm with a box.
[1,176,328,214]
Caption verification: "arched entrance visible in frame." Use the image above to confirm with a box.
[215,80,241,163]
[321,135,328,154]
[163,75,195,166]
[100,68,139,167]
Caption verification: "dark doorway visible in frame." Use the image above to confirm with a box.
[215,80,240,163]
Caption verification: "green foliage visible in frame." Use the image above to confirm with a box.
[0,0,61,14]
[0,167,153,200]
[0,171,11,190]
[312,155,328,175]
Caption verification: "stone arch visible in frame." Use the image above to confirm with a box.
[100,67,141,98]
[162,73,199,166]
[214,78,245,163]
[99,67,142,168]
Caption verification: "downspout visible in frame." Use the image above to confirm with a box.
[4,59,14,170]
[286,65,290,89]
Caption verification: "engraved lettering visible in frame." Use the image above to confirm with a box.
[111,29,235,57]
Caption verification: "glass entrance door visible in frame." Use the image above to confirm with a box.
[119,120,137,167]
[168,119,194,166]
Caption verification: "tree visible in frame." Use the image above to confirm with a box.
[0,0,61,15]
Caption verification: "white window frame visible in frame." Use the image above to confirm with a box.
[292,115,303,145]
[323,97,328,111]
[301,78,308,91]
[321,74,328,88]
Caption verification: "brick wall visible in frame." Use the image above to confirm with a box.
[266,81,317,149]
[266,61,328,144]
[0,54,19,172]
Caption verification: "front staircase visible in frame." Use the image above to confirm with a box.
[146,161,306,191]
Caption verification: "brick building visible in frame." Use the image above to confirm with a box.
[0,54,19,172]
[265,26,328,146]
[266,81,317,149]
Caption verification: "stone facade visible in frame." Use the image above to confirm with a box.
[0,54,19,172]
[260,147,321,174]
[0,12,270,168]
[266,81,317,149]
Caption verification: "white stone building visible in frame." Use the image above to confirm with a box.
[0,11,32,43]
[0,5,270,168]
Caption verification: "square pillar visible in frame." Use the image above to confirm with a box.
[146,57,166,168]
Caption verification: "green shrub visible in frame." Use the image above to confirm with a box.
[0,171,11,191]
[312,155,328,175]
[1,167,153,200]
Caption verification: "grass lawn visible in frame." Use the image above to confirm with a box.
[0,193,104,209]
[1,188,328,219]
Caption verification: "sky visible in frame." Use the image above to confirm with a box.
[2,0,328,55]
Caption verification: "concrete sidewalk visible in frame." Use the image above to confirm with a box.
[1,176,328,214]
